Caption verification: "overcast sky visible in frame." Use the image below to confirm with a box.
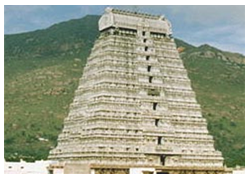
[4,5,245,54]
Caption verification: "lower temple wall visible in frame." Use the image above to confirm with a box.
[64,163,91,174]
[130,168,156,174]
[49,162,230,174]
[91,168,228,174]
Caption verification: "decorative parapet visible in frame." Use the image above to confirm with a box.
[99,7,172,35]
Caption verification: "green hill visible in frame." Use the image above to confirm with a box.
[4,15,245,167]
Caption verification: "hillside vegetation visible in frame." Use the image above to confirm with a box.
[4,15,245,167]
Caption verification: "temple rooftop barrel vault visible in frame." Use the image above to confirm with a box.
[48,7,228,174]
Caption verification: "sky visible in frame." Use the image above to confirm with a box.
[4,5,245,54]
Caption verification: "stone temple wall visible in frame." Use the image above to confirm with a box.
[48,8,225,174]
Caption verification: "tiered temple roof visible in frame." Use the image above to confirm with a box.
[48,8,225,174]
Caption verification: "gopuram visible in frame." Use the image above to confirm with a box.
[48,8,228,174]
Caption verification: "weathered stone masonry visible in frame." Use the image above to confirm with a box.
[48,8,226,174]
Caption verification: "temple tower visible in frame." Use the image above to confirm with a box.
[48,8,226,174]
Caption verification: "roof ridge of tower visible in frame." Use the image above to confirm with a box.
[106,7,164,20]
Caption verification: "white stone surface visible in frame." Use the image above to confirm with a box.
[129,167,156,174]
[4,160,51,174]
[99,7,172,35]
[48,7,225,171]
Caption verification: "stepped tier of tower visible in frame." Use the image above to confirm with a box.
[48,8,224,172]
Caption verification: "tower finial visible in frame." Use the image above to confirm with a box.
[105,7,113,13]
[132,5,139,13]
